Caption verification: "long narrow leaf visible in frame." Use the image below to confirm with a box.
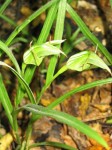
[0,62,36,104]
[48,77,112,108]
[46,0,67,86]
[29,141,76,150]
[5,0,59,46]
[37,3,58,44]
[66,4,112,65]
[37,0,67,102]
[16,3,58,105]
[23,104,109,149]
[0,40,21,74]
[0,14,16,27]
[0,74,13,127]
[0,0,12,15]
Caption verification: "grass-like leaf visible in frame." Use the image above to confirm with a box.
[48,77,112,108]
[0,74,13,127]
[0,61,36,104]
[5,0,59,46]
[29,141,76,150]
[0,14,16,27]
[0,0,12,15]
[16,3,59,105]
[60,28,85,63]
[23,104,109,149]
[45,0,67,86]
[66,4,112,65]
[37,0,67,102]
[0,40,21,74]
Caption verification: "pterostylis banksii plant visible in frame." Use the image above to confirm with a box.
[0,0,112,149]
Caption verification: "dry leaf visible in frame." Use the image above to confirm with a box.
[79,93,91,118]
[91,104,110,112]
[0,133,13,150]
[20,6,32,16]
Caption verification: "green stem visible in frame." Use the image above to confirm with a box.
[0,0,12,15]
[15,145,21,150]
[12,108,21,145]
[20,141,26,150]
[37,0,67,104]
[45,0,67,86]
[24,122,33,150]
[37,65,67,103]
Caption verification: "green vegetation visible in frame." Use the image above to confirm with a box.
[0,0,112,149]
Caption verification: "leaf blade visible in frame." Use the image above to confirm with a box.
[0,74,13,127]
[48,77,112,108]
[5,0,59,46]
[0,40,21,74]
[23,104,109,149]
[66,4,112,65]
[0,61,36,104]
[29,141,76,150]
[45,0,67,85]
[16,2,59,105]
